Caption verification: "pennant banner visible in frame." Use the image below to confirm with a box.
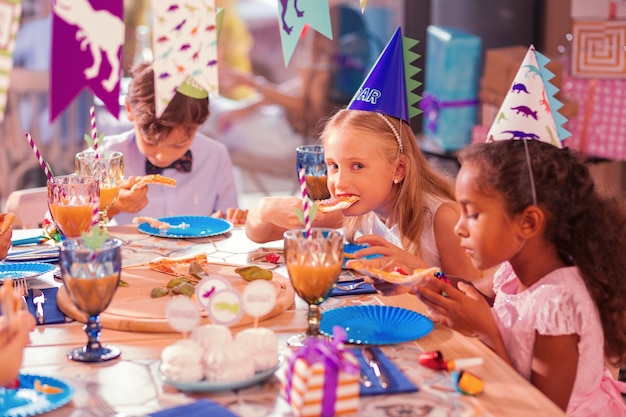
[276,0,332,67]
[51,0,124,122]
[151,0,218,117]
[0,0,22,123]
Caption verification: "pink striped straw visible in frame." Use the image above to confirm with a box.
[25,132,53,181]
[91,195,100,228]
[90,106,99,158]
[298,168,312,238]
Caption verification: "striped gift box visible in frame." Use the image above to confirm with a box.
[282,352,359,417]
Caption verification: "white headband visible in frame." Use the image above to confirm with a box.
[376,113,404,154]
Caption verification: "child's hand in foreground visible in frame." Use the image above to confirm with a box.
[212,208,248,226]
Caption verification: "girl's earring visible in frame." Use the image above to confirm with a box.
[393,179,399,184]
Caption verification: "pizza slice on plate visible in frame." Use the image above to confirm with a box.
[148,253,210,278]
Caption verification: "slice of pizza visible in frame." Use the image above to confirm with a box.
[132,216,172,230]
[0,212,16,235]
[148,253,210,278]
[135,174,177,187]
[317,195,360,213]
[351,260,441,286]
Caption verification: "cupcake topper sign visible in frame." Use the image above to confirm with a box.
[242,280,277,328]
[165,296,201,334]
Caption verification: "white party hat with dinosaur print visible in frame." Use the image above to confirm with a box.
[486,45,570,148]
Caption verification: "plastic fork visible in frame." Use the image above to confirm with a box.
[13,278,28,310]
[335,280,368,291]
[93,392,122,417]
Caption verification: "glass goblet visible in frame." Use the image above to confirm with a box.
[283,228,343,346]
[296,145,330,201]
[47,174,99,238]
[59,237,122,362]
[75,150,124,231]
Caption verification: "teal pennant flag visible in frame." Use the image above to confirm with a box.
[276,0,332,67]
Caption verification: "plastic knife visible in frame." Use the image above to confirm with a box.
[362,346,389,389]
[32,288,45,325]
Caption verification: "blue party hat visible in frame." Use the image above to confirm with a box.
[347,27,421,122]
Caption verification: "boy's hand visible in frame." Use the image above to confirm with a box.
[212,208,248,226]
[108,176,149,217]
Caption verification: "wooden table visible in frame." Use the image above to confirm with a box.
[18,225,565,417]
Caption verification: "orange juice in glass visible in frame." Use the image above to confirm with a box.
[283,228,343,346]
[296,145,331,201]
[59,237,122,362]
[75,150,124,231]
[47,175,99,238]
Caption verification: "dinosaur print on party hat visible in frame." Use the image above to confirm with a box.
[486,45,570,148]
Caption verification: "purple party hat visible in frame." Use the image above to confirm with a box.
[347,27,422,122]
[486,45,570,147]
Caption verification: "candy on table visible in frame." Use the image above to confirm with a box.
[418,350,483,371]
[419,350,485,395]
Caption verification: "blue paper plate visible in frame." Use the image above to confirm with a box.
[343,243,382,268]
[320,305,434,345]
[137,216,233,238]
[0,374,74,417]
[0,263,56,281]
[162,358,282,392]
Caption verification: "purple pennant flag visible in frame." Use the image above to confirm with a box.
[51,0,124,122]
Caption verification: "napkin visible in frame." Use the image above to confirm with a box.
[148,399,238,417]
[26,287,67,325]
[351,346,418,396]
[330,280,377,297]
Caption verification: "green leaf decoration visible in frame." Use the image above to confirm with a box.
[403,36,423,119]
[84,133,94,149]
[97,132,105,149]
[294,202,318,226]
[45,161,55,178]
[81,225,109,250]
[84,133,105,150]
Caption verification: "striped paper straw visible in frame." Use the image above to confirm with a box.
[90,105,99,158]
[25,133,53,181]
[91,195,100,228]
[298,168,312,238]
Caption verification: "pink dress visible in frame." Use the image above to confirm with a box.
[492,263,626,416]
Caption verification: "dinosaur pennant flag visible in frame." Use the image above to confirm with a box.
[0,0,21,123]
[486,45,570,148]
[51,0,124,121]
[151,0,218,117]
[276,0,332,67]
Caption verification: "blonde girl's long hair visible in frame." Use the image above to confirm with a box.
[320,109,456,255]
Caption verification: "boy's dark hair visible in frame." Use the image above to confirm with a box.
[126,62,210,144]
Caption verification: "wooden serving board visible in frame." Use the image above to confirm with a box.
[57,263,294,333]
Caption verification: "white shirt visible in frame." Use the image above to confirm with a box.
[104,130,239,225]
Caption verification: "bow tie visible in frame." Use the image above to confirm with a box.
[145,150,192,175]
